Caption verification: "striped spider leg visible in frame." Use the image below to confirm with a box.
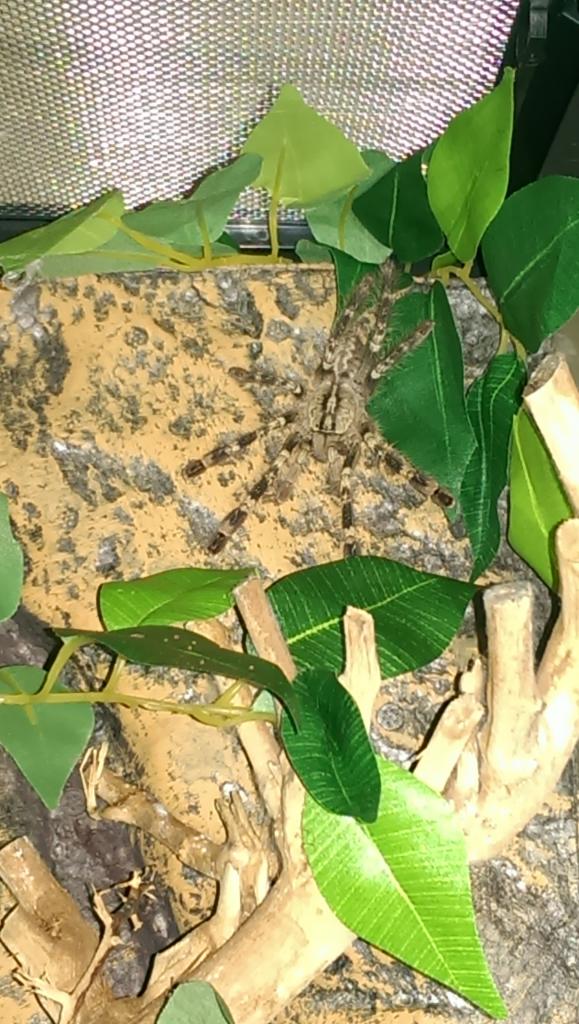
[184,260,453,555]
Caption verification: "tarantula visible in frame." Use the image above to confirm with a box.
[183,261,453,555]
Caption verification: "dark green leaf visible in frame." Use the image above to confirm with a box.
[0,494,23,621]
[281,668,380,822]
[508,409,573,589]
[0,191,124,273]
[99,567,251,629]
[0,665,94,809]
[158,981,234,1024]
[242,84,370,208]
[304,756,507,1018]
[461,354,526,580]
[368,283,475,496]
[330,249,378,313]
[306,151,394,263]
[268,557,474,677]
[123,154,262,248]
[353,149,444,263]
[482,176,579,352]
[427,69,514,262]
[56,625,299,725]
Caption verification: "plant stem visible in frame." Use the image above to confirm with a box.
[450,265,502,325]
[41,636,88,695]
[0,687,276,727]
[197,207,213,262]
[101,655,125,694]
[104,214,290,271]
[268,145,286,261]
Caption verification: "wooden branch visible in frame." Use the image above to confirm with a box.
[233,577,297,824]
[0,837,111,1020]
[524,353,579,512]
[191,606,382,1024]
[479,581,540,789]
[420,354,579,860]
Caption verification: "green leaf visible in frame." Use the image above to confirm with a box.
[56,625,300,725]
[295,238,332,264]
[431,250,457,272]
[508,409,573,589]
[304,756,507,1019]
[0,494,23,621]
[461,354,526,580]
[353,149,444,263]
[368,283,475,496]
[306,151,394,263]
[482,176,579,352]
[242,84,369,208]
[330,249,377,313]
[281,668,380,822]
[36,234,236,279]
[99,567,251,630]
[158,981,234,1024]
[123,154,261,248]
[0,191,125,273]
[268,557,475,677]
[0,665,94,809]
[427,69,514,262]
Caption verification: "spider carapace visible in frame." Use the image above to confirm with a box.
[183,260,453,555]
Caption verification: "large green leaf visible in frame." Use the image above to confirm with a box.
[482,176,579,352]
[368,283,475,496]
[427,69,514,262]
[268,557,474,677]
[352,149,444,263]
[242,84,369,208]
[56,625,299,725]
[304,756,507,1018]
[99,567,251,630]
[0,494,23,621]
[281,668,380,822]
[0,191,124,273]
[306,150,394,263]
[0,666,94,809]
[158,981,234,1024]
[508,409,573,590]
[461,354,526,580]
[123,154,261,248]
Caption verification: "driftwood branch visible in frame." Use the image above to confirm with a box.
[423,353,579,859]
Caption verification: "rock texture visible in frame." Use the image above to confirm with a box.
[0,266,577,1023]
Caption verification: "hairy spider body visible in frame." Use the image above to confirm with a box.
[184,261,453,554]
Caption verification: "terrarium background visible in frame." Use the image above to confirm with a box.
[0,0,519,236]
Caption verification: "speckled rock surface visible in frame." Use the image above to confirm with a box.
[0,266,577,1024]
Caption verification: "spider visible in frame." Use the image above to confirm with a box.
[183,260,453,555]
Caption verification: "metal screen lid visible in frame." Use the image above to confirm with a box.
[0,1,520,230]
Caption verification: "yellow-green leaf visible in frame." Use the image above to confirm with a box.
[242,84,369,208]
[508,409,573,589]
[427,69,514,262]
[0,191,125,273]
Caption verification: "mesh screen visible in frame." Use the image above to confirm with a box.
[0,1,520,228]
